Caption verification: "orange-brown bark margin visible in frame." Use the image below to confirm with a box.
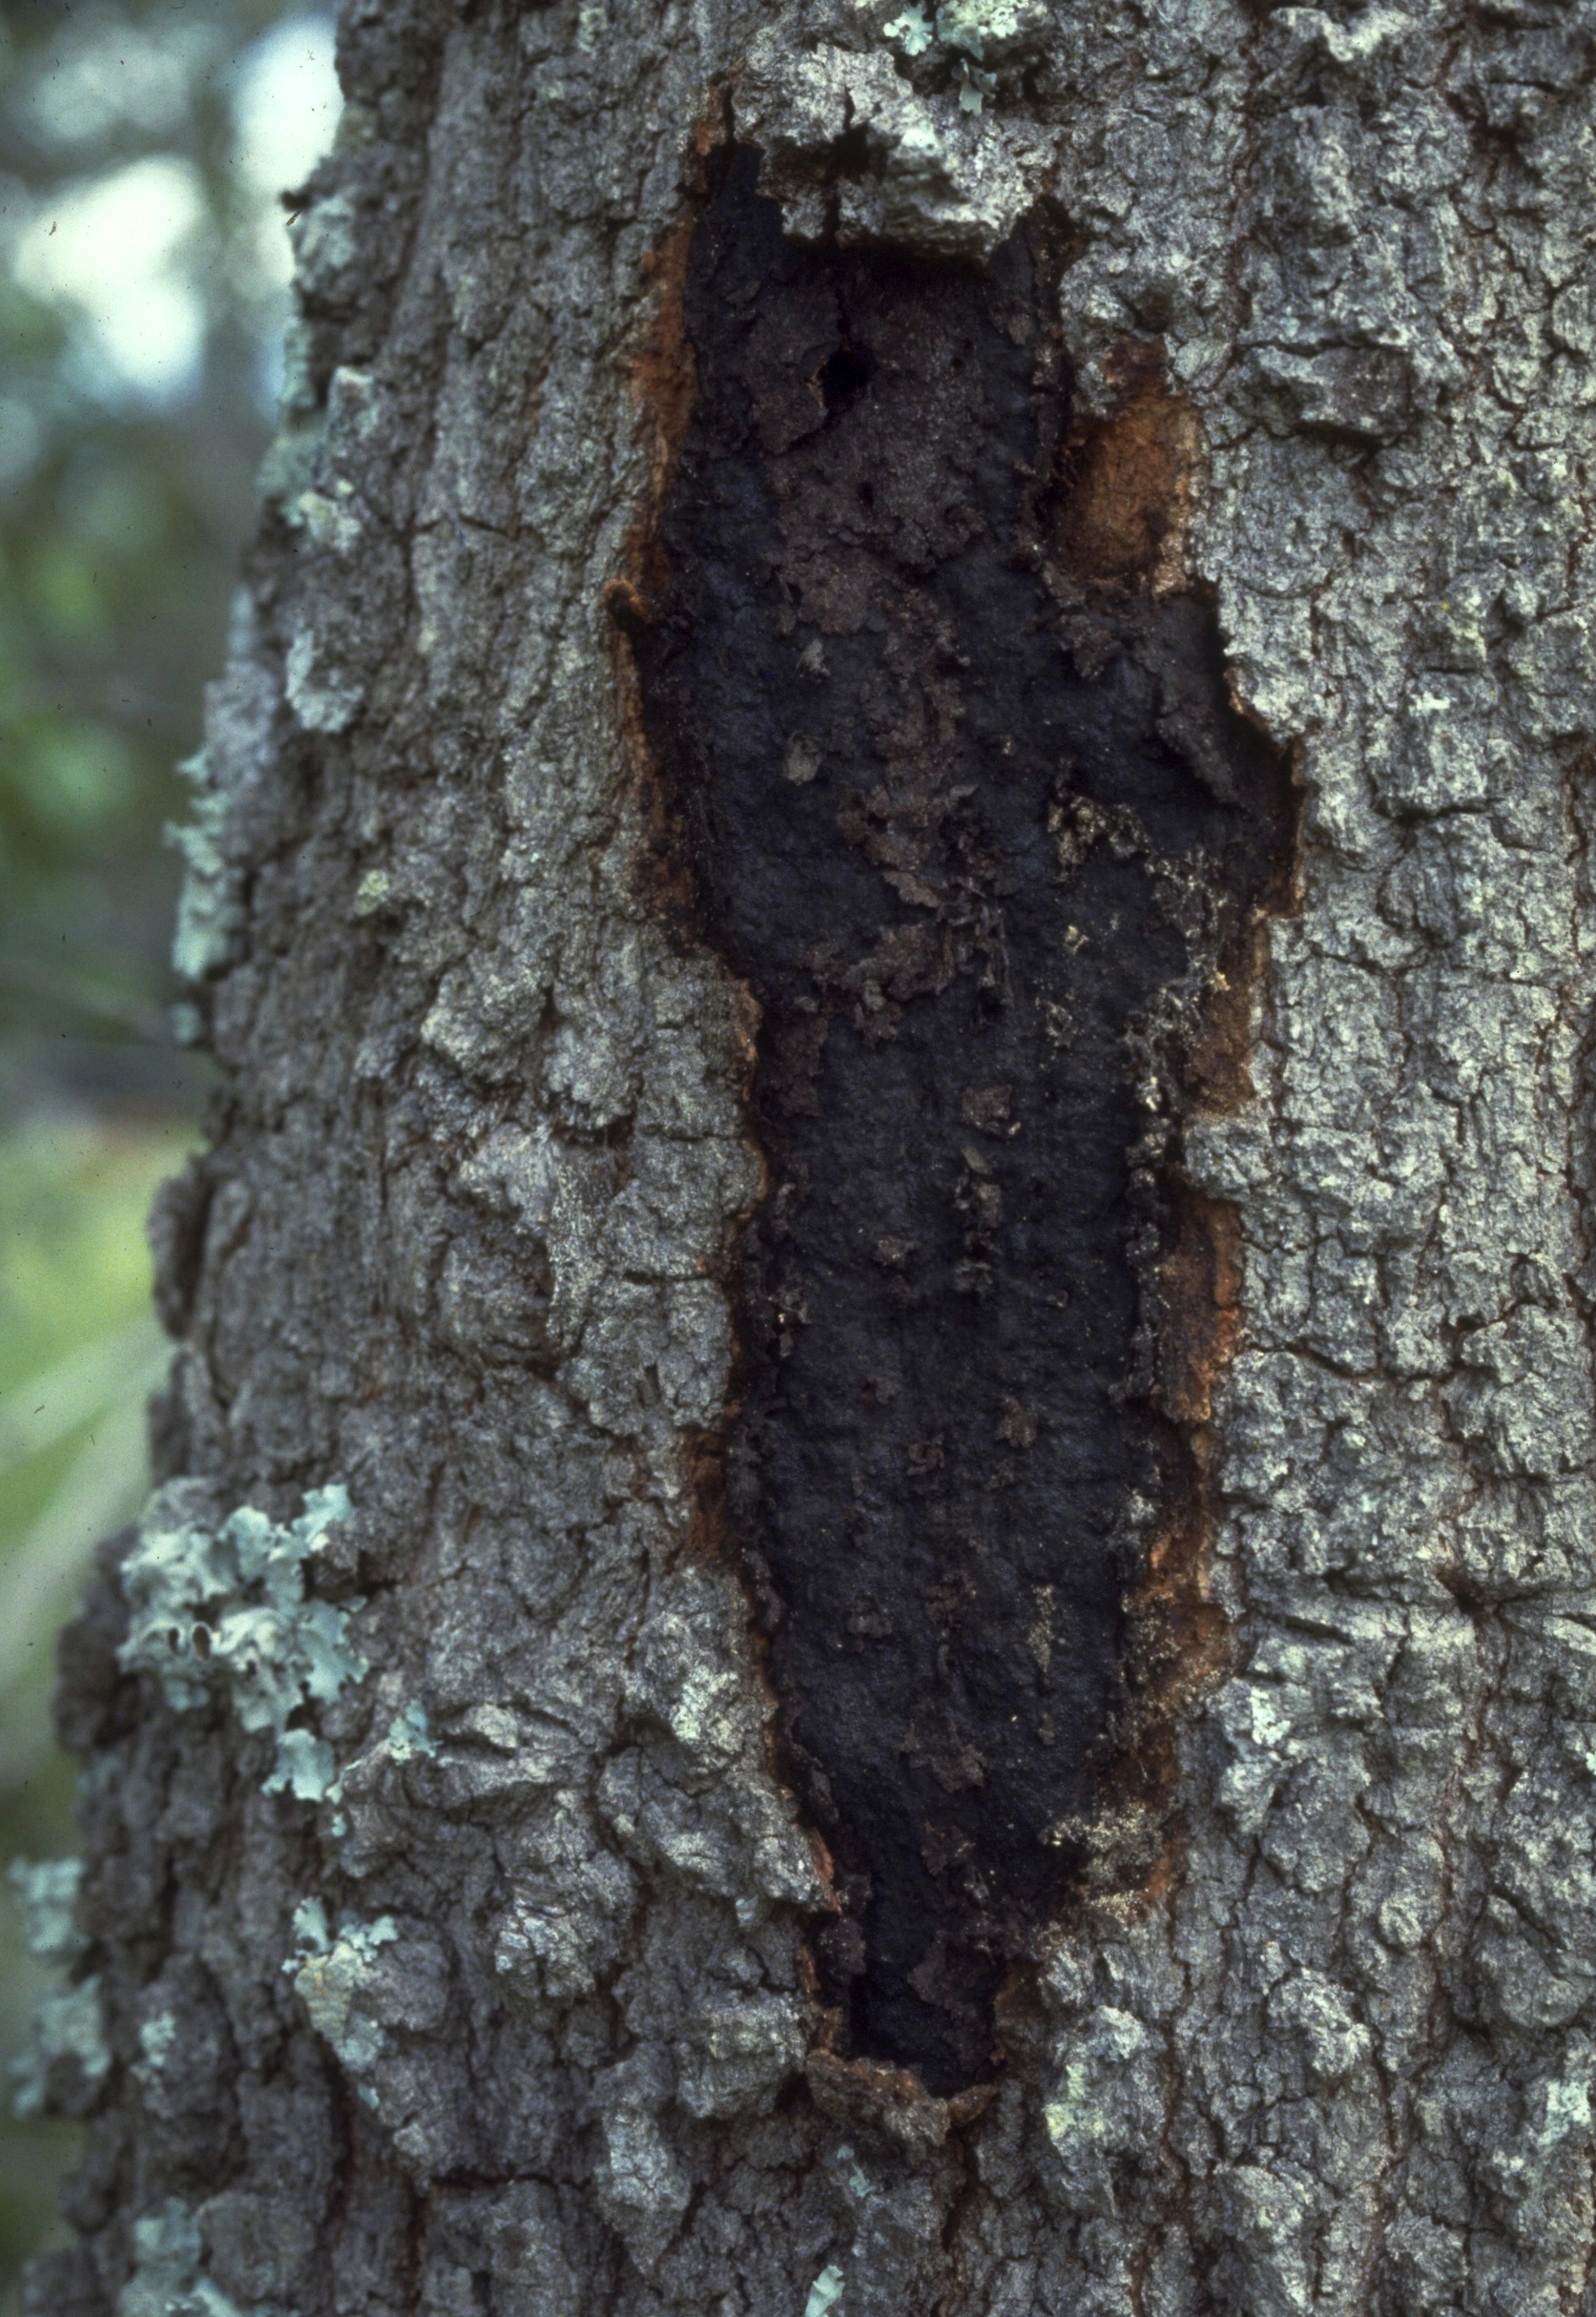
[610,92,771,1579]
[610,134,853,2030]
[1053,333,1204,597]
[609,94,727,943]
[1044,336,1300,1916]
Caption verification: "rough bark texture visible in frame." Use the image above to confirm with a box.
[24,0,1596,2312]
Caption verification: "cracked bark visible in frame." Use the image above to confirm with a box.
[26,2,1596,2313]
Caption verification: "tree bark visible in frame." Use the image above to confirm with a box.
[24,0,1596,2311]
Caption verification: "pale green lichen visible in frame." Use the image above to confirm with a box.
[284,626,363,734]
[322,1699,435,1836]
[288,1896,333,1955]
[8,1856,86,1967]
[291,480,363,560]
[11,1976,109,2119]
[8,1855,106,2119]
[1040,2003,1162,2217]
[884,0,1036,78]
[118,1483,366,1799]
[255,311,326,517]
[831,2143,874,2202]
[287,1900,397,2087]
[933,0,1030,55]
[352,866,394,918]
[167,750,245,986]
[381,1697,438,1763]
[881,2,1006,111]
[956,62,996,113]
[116,2198,280,2317]
[805,2266,847,2317]
[138,2010,178,2075]
[883,5,933,53]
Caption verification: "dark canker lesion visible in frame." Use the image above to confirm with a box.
[626,144,1294,2094]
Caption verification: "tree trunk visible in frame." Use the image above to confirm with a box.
[24,0,1596,2310]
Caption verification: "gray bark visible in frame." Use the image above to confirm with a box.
[21,0,1596,2310]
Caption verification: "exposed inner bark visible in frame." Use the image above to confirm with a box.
[631,147,1293,2093]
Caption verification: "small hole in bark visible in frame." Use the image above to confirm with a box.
[820,343,873,414]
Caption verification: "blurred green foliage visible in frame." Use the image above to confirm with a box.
[0,0,337,1105]
[0,1121,182,2303]
[0,1,338,2296]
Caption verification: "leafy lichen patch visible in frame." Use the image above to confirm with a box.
[8,1856,86,1968]
[118,1482,364,1799]
[116,2198,276,2317]
[287,1900,400,2086]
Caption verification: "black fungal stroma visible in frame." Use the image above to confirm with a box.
[633,147,1290,2093]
